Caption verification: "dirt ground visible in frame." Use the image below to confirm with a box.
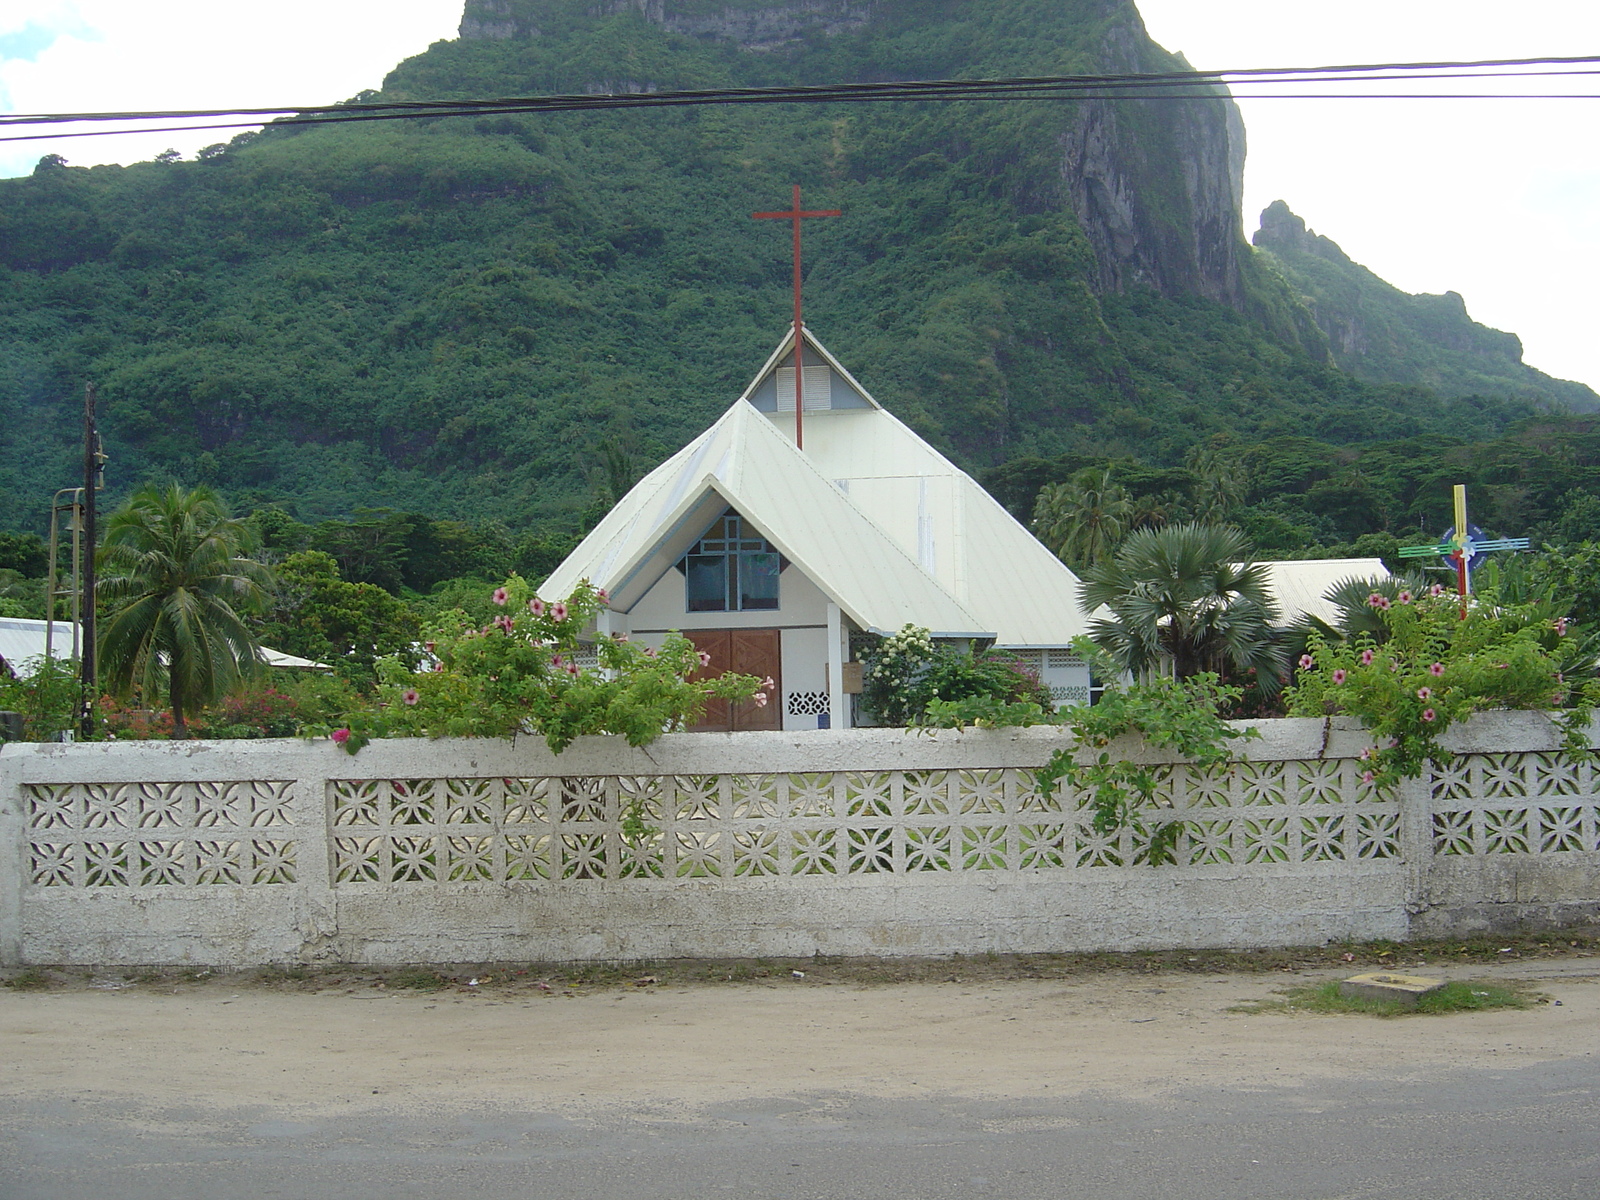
[5,935,1600,1118]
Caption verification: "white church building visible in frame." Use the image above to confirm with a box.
[542,327,1093,731]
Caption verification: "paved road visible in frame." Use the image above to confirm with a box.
[3,962,1597,1199]
[6,1062,1598,1200]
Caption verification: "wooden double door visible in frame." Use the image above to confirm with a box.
[685,629,782,732]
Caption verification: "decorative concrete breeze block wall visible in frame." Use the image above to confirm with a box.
[1,712,1597,966]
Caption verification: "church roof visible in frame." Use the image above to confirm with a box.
[543,328,1090,646]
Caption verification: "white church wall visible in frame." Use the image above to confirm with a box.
[623,560,835,730]
[779,626,829,731]
[625,562,831,637]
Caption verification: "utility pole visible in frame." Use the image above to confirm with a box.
[79,383,101,740]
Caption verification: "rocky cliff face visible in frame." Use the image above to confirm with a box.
[1254,201,1596,408]
[461,0,876,50]
[1059,17,1246,308]
[456,0,1251,311]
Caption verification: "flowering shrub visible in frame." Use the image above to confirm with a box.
[327,577,762,754]
[862,625,1053,726]
[200,686,302,739]
[1287,586,1595,787]
[98,695,176,740]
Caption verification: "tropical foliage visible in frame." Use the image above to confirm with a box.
[1037,660,1259,866]
[331,578,764,753]
[0,0,1586,544]
[96,484,274,737]
[1079,522,1288,691]
[1032,467,1132,571]
[1287,584,1595,787]
[859,624,1052,727]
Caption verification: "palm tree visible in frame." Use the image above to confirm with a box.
[1080,522,1288,691]
[1184,443,1247,524]
[1033,468,1133,571]
[97,484,274,738]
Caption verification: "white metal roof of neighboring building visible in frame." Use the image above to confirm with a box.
[544,327,1092,647]
[0,617,330,676]
[1257,558,1391,628]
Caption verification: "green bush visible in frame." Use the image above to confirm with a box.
[1287,584,1594,787]
[861,625,1053,726]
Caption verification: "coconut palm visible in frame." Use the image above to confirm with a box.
[1080,522,1288,691]
[1033,468,1133,571]
[97,484,274,738]
[1184,443,1247,524]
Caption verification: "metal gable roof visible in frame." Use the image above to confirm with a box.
[1258,558,1391,627]
[541,402,991,637]
[545,328,1090,646]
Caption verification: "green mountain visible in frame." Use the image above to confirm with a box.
[0,0,1591,538]
[1253,200,1595,411]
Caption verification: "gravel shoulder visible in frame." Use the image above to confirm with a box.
[4,953,1598,1119]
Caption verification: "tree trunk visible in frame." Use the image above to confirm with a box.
[170,690,188,740]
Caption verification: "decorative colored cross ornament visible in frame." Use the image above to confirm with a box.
[752,185,840,450]
[1398,484,1529,615]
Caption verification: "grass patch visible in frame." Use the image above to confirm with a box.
[256,965,312,985]
[3,968,51,991]
[1233,979,1540,1017]
[388,968,449,991]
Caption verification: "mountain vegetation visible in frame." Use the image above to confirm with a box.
[1,0,1596,604]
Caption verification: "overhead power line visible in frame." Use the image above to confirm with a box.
[2,54,1597,146]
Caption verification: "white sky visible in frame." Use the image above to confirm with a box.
[2,0,1597,390]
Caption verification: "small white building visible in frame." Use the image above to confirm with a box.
[1256,558,1391,628]
[542,327,1092,730]
[0,618,330,678]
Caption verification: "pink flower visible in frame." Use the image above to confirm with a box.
[1397,590,1413,605]
[550,654,563,668]
[529,597,546,617]
[494,615,514,633]
[1360,649,1374,666]
[760,676,775,690]
[753,692,768,707]
[1368,592,1385,608]
[1377,596,1392,610]
[697,650,713,668]
[493,587,509,606]
[1422,708,1437,722]
[1556,617,1570,636]
[550,602,568,622]
[402,689,419,706]
[1359,747,1372,761]
[596,588,609,602]
[1429,662,1445,676]
[1361,770,1374,784]
[613,632,629,642]
[644,647,657,658]
[1298,654,1314,670]
[425,641,436,653]
[566,663,580,677]
[1332,669,1347,684]
[1417,687,1432,700]
[433,661,445,673]
[1430,583,1445,597]
[331,728,351,745]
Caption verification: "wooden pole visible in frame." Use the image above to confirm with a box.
[79,384,97,740]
